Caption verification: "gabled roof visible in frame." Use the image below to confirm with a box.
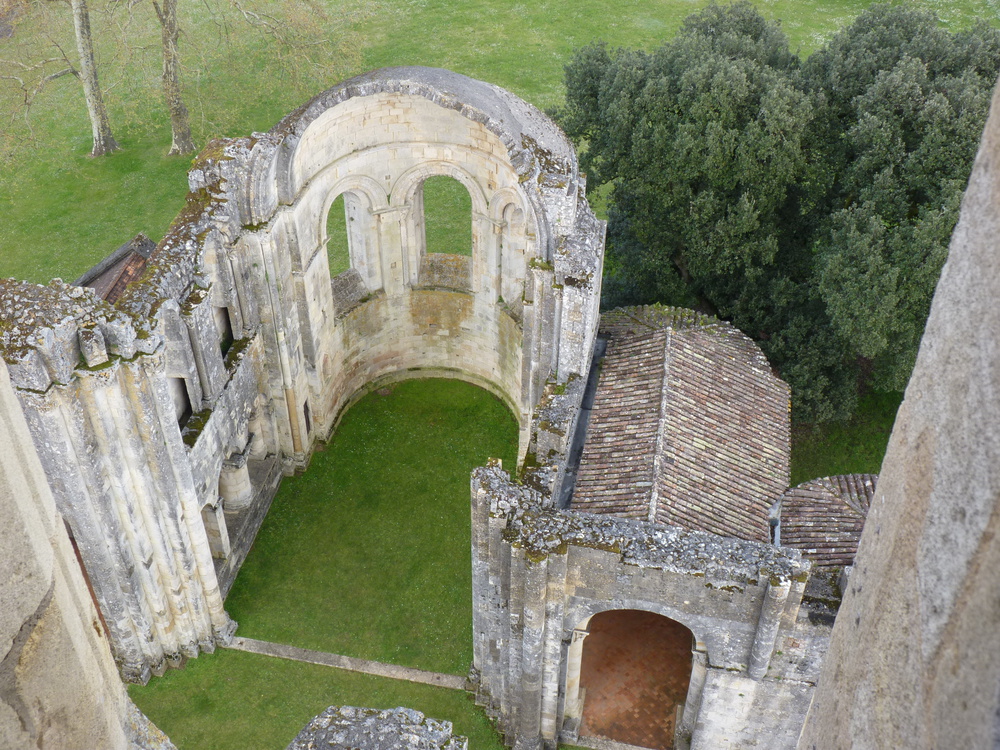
[73,234,154,303]
[778,474,876,570]
[571,306,790,543]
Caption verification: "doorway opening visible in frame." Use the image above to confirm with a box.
[579,609,693,749]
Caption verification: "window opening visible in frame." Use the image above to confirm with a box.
[168,377,193,426]
[214,306,234,357]
[423,176,472,256]
[326,194,351,276]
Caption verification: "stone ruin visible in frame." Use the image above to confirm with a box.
[2,65,1000,750]
[285,706,468,750]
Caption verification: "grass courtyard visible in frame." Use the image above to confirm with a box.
[131,378,519,749]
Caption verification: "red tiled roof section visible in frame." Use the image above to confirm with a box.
[572,306,790,543]
[74,234,154,303]
[572,330,668,520]
[655,326,789,541]
[100,251,149,303]
[779,474,877,570]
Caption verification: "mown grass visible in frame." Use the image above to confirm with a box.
[128,648,506,750]
[224,378,518,676]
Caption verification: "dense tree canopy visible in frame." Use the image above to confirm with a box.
[560,2,1000,421]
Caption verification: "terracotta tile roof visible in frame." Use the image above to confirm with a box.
[778,474,876,570]
[73,234,154,303]
[571,306,790,542]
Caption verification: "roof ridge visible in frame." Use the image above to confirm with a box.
[649,329,672,524]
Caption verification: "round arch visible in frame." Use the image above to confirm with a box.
[561,601,708,748]
[392,160,489,215]
[316,175,388,291]
[569,608,695,749]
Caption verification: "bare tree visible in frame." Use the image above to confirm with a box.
[151,0,193,155]
[70,0,118,154]
[0,0,119,156]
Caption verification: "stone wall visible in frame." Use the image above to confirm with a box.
[0,66,604,683]
[0,358,174,749]
[470,462,826,750]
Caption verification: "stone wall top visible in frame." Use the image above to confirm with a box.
[475,464,807,584]
[0,278,153,390]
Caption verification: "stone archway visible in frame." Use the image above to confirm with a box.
[578,609,694,749]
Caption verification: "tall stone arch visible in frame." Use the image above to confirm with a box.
[229,67,605,459]
[0,67,605,681]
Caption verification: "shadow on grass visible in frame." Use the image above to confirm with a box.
[790,390,903,486]
[224,378,519,676]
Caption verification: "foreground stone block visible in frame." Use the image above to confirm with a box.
[286,706,468,750]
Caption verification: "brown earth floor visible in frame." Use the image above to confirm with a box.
[578,609,693,750]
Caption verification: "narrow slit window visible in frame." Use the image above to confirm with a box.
[168,377,192,426]
[214,306,234,356]
[326,194,351,276]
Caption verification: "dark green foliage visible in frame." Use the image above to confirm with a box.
[560,1,1000,420]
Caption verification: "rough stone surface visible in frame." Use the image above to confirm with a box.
[797,79,1000,750]
[0,66,604,685]
[0,358,173,750]
[286,706,468,750]
[471,462,822,750]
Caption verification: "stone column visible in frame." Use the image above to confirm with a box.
[515,553,548,750]
[0,358,176,750]
[220,452,254,512]
[748,579,790,680]
[560,626,590,740]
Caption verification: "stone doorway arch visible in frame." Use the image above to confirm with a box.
[576,609,694,749]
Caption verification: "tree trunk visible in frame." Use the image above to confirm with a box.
[70,0,119,156]
[154,0,194,156]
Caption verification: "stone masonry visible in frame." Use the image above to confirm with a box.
[0,67,604,686]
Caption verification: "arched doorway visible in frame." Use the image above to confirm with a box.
[579,609,693,749]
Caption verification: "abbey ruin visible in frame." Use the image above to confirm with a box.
[2,66,1000,750]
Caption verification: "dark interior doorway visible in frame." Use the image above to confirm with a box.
[579,609,693,749]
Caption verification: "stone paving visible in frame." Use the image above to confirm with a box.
[578,610,693,750]
[225,637,467,690]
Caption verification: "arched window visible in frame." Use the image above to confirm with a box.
[326,194,351,276]
[422,176,472,256]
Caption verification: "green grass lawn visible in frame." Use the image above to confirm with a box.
[128,648,506,750]
[1,0,994,284]
[789,391,903,486]
[224,378,518,676]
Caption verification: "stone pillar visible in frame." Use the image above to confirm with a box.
[539,552,567,745]
[560,626,590,740]
[515,554,547,750]
[0,358,176,750]
[748,579,790,680]
[220,452,254,512]
[797,79,1000,750]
